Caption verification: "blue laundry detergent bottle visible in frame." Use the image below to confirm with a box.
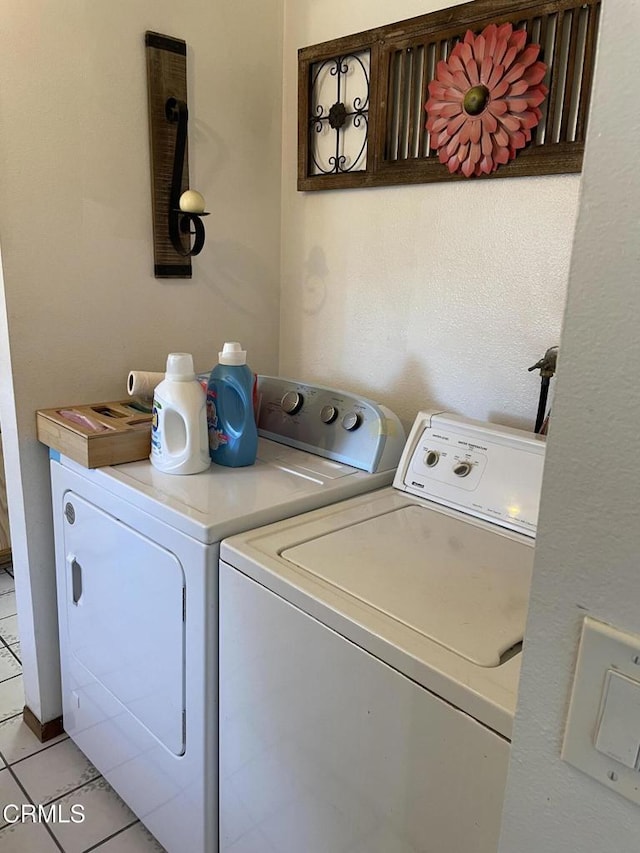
[207,342,258,467]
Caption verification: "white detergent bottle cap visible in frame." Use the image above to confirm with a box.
[218,342,247,365]
[165,352,196,381]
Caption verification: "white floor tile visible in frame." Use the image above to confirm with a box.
[0,591,16,619]
[0,715,67,766]
[93,821,167,852]
[0,819,60,852]
[0,676,23,723]
[0,767,29,829]
[0,572,14,596]
[13,737,99,805]
[48,777,137,853]
[0,614,19,645]
[0,647,21,683]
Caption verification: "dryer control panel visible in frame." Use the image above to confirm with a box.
[393,411,546,537]
[256,376,406,474]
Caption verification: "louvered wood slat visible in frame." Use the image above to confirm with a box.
[560,9,581,141]
[575,2,600,144]
[545,11,566,145]
[535,14,551,144]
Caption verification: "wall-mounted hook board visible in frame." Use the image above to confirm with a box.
[145,31,191,278]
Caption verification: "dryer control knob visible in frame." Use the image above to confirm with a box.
[320,405,338,424]
[281,390,304,415]
[453,461,473,478]
[342,411,361,431]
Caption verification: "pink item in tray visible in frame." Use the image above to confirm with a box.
[58,410,108,432]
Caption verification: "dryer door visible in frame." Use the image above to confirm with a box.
[61,492,186,755]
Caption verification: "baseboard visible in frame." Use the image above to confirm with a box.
[23,706,64,742]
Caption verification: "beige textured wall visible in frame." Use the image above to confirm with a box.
[280,0,580,430]
[0,0,283,721]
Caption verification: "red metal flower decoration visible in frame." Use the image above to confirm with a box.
[425,23,548,177]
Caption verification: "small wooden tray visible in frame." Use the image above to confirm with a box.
[36,399,153,468]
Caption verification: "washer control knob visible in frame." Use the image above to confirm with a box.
[424,450,440,468]
[453,461,473,478]
[341,411,361,431]
[320,405,338,424]
[281,390,303,415]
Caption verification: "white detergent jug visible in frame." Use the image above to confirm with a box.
[150,353,210,475]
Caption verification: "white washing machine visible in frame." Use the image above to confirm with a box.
[51,376,405,853]
[219,411,546,853]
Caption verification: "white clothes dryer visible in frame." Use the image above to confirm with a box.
[219,411,546,853]
[51,376,405,853]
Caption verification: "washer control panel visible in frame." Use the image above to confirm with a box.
[411,435,488,492]
[256,376,406,473]
[393,411,546,537]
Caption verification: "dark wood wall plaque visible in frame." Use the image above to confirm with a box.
[298,0,601,191]
[145,32,192,278]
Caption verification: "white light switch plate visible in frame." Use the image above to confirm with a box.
[594,669,640,769]
[563,616,640,804]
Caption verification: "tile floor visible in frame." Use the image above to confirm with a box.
[0,568,166,852]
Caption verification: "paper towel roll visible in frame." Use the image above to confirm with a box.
[127,371,165,398]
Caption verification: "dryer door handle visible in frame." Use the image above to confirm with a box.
[69,555,83,605]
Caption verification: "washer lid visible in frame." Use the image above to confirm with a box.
[281,505,534,667]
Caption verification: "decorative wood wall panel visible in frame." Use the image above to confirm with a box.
[298,0,600,191]
[145,32,192,278]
